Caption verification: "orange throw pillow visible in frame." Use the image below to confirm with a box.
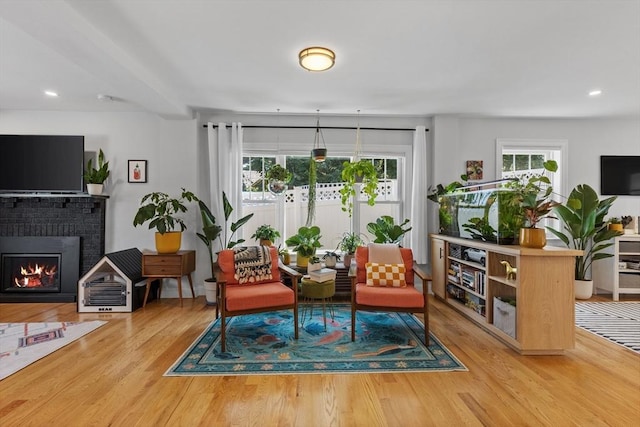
[365,262,406,287]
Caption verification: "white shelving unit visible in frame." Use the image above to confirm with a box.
[593,235,640,301]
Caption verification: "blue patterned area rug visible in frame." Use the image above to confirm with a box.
[165,305,466,376]
[575,302,640,354]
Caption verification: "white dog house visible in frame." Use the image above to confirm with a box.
[78,248,152,313]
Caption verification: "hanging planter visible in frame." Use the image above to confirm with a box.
[311,148,327,162]
[339,159,378,216]
[265,164,292,196]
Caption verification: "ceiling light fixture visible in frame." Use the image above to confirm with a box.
[299,47,335,72]
[589,89,602,97]
[44,90,58,97]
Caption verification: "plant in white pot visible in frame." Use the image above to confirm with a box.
[196,192,254,305]
[84,149,110,195]
[132,188,199,254]
[547,184,623,299]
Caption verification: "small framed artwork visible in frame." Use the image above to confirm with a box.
[466,160,483,181]
[128,160,147,183]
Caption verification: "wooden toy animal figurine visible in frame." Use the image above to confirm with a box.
[500,261,517,280]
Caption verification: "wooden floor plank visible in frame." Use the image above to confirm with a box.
[0,296,638,426]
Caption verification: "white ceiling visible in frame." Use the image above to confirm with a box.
[1,0,639,119]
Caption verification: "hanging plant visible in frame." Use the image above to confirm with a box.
[265,164,292,195]
[306,155,317,226]
[339,159,378,216]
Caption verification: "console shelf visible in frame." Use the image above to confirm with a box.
[431,234,581,355]
[592,235,640,301]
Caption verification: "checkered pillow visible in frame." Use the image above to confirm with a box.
[365,262,406,287]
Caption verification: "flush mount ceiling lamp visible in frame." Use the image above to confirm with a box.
[311,110,327,162]
[299,47,335,72]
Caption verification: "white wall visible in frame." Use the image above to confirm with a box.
[0,110,200,297]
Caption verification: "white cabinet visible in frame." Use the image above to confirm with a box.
[593,235,640,301]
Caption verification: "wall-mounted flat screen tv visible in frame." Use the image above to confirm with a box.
[0,135,85,193]
[600,155,640,196]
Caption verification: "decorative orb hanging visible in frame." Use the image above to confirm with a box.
[268,179,288,195]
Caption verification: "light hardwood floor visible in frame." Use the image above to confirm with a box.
[1,295,638,427]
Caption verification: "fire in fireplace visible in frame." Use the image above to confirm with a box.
[3,254,61,291]
[0,236,80,302]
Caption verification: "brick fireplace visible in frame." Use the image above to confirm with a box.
[0,195,106,302]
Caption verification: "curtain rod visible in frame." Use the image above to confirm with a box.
[202,124,428,132]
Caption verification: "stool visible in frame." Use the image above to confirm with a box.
[300,278,336,330]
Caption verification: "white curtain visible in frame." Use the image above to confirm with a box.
[409,126,428,264]
[207,122,244,252]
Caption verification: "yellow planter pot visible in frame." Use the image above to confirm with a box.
[155,231,182,254]
[519,228,546,249]
[296,254,309,268]
[608,224,623,232]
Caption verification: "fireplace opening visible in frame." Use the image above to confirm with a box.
[2,254,61,292]
[0,236,80,302]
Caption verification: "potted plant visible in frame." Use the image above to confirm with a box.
[133,188,199,254]
[608,217,623,231]
[265,164,292,195]
[307,255,322,273]
[339,159,379,216]
[336,232,365,267]
[505,160,559,248]
[196,192,253,305]
[366,216,412,245]
[547,184,623,299]
[277,244,291,265]
[84,149,110,195]
[285,226,322,268]
[251,224,280,246]
[323,251,341,268]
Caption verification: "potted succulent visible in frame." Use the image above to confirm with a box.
[608,217,623,232]
[339,159,379,216]
[285,226,322,268]
[336,232,365,267]
[366,216,412,245]
[251,224,281,246]
[323,251,341,268]
[505,160,559,248]
[547,184,623,299]
[307,255,322,273]
[133,188,199,254]
[84,149,110,195]
[265,164,292,195]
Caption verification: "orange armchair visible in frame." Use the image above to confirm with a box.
[215,246,301,352]
[350,245,431,344]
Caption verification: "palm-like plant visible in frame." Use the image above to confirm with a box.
[366,216,412,244]
[547,184,623,280]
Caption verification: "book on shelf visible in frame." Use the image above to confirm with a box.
[308,268,337,282]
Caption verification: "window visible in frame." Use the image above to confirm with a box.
[241,154,404,251]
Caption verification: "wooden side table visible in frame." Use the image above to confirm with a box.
[142,250,196,307]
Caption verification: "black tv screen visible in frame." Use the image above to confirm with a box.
[600,156,640,196]
[0,135,85,193]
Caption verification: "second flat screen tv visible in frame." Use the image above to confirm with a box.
[600,156,640,196]
[0,135,85,193]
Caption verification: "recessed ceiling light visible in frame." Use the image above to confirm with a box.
[44,90,58,97]
[588,89,602,97]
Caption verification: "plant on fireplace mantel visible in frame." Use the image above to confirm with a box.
[83,149,110,195]
[133,188,199,254]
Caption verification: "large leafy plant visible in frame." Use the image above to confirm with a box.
[133,188,198,234]
[339,159,379,216]
[196,192,254,277]
[366,216,412,244]
[285,226,322,257]
[547,184,623,280]
[505,160,559,228]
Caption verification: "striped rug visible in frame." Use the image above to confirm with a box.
[575,302,640,354]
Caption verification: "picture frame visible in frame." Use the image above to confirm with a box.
[128,160,147,183]
[466,160,483,181]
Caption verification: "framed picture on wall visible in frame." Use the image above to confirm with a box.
[466,160,483,181]
[128,160,147,183]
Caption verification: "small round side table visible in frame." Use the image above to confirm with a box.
[300,278,336,330]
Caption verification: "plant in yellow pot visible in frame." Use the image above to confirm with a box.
[285,226,322,268]
[133,188,199,254]
[505,160,560,248]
